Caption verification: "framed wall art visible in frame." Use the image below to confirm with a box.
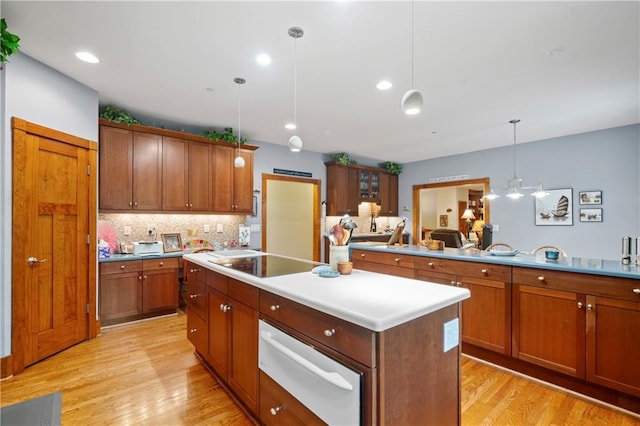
[579,190,602,205]
[161,233,183,252]
[535,188,573,226]
[580,208,603,222]
[439,214,448,227]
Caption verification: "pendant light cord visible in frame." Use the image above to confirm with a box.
[410,0,415,88]
[293,36,298,127]
[237,82,241,145]
[510,119,520,179]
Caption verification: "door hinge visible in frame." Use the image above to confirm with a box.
[86,303,90,314]
[87,165,91,175]
[86,234,90,245]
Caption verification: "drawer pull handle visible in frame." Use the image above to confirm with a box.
[481,269,488,274]
[120,265,126,269]
[324,328,336,337]
[270,406,283,416]
[578,302,583,309]
[633,288,640,294]
[220,304,231,312]
[428,262,434,267]
[587,304,593,311]
[260,330,353,390]
[538,276,545,281]
[270,304,280,311]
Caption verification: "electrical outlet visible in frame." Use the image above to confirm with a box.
[123,226,131,236]
[147,224,156,235]
[216,224,224,233]
[204,225,210,233]
[493,224,500,232]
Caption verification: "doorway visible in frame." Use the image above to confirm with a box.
[262,174,321,262]
[11,118,98,375]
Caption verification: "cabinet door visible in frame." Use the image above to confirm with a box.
[232,148,254,213]
[586,295,640,396]
[142,268,178,313]
[346,168,360,214]
[99,271,142,323]
[188,141,213,211]
[379,173,398,216]
[162,136,189,211]
[132,131,163,210]
[459,276,511,354]
[212,145,234,212]
[187,306,208,356]
[99,126,133,210]
[207,288,229,379]
[513,285,586,377]
[228,298,259,413]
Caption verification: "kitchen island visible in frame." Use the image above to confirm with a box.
[350,243,640,414]
[183,251,470,425]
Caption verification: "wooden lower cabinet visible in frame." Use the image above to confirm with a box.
[259,372,324,426]
[100,258,178,326]
[352,248,415,279]
[415,257,511,355]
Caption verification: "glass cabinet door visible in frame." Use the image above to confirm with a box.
[370,172,380,198]
[359,171,370,198]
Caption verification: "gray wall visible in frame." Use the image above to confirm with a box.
[400,124,640,261]
[1,53,99,358]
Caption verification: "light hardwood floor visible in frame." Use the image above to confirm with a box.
[1,311,638,425]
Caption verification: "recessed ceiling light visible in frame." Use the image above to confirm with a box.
[75,51,99,64]
[285,123,296,130]
[205,87,214,92]
[256,54,271,66]
[376,80,392,90]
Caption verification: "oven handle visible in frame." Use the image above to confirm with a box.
[260,330,354,391]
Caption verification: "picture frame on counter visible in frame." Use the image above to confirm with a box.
[161,233,183,252]
[580,208,603,222]
[535,188,573,226]
[579,190,602,205]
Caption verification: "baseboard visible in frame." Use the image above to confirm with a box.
[1,354,13,379]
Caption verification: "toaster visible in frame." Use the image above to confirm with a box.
[132,241,163,256]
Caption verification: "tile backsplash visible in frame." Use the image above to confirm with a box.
[99,213,253,252]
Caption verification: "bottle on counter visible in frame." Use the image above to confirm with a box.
[621,236,631,265]
[370,217,377,233]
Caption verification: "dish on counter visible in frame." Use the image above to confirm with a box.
[318,269,340,278]
[488,249,520,256]
[312,265,332,274]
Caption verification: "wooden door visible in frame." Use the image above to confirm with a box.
[12,118,97,374]
[162,136,189,211]
[99,126,133,210]
[586,295,640,396]
[132,131,162,210]
[513,285,586,377]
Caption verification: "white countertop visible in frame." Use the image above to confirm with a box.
[183,252,470,332]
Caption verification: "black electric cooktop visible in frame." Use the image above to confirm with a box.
[208,254,322,278]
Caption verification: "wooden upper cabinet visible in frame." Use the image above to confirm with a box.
[99,119,257,213]
[212,145,254,214]
[99,126,133,210]
[379,173,398,216]
[162,138,212,211]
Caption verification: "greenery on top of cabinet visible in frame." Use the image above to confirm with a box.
[334,152,357,165]
[100,105,142,125]
[202,127,247,144]
[1,18,21,66]
[382,161,402,174]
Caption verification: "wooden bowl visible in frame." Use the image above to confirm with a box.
[337,261,353,275]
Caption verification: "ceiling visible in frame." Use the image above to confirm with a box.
[4,1,639,164]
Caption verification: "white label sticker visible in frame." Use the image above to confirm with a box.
[443,318,460,352]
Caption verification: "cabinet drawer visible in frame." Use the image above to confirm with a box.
[352,249,415,269]
[414,256,457,274]
[185,261,206,284]
[513,267,640,301]
[353,260,415,279]
[100,260,143,275]
[143,257,179,271]
[228,278,259,310]
[259,371,325,426]
[206,270,228,294]
[260,291,375,367]
[454,261,511,282]
[187,308,207,356]
[186,278,207,319]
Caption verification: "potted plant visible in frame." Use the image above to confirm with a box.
[1,18,21,70]
[334,152,357,166]
[382,161,402,175]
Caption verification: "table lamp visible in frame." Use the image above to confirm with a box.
[471,219,485,247]
[461,209,476,239]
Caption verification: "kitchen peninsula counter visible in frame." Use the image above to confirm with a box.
[183,251,470,331]
[349,243,640,279]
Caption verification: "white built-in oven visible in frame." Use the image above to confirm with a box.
[258,320,362,425]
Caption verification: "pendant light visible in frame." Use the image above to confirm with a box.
[484,186,500,200]
[401,0,423,115]
[288,26,304,152]
[505,119,524,199]
[233,77,245,168]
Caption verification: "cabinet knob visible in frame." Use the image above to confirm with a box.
[428,262,434,267]
[120,265,126,269]
[270,304,280,311]
[190,294,199,299]
[481,269,488,275]
[143,275,147,280]
[394,258,401,262]
[189,204,193,207]
[159,262,163,266]
[185,203,189,207]
[587,304,593,311]
[633,288,640,294]
[450,280,456,286]
[324,328,336,337]
[189,328,198,333]
[360,253,366,258]
[129,202,132,207]
[457,281,462,287]
[138,275,142,280]
[134,202,138,207]
[270,405,283,416]
[220,304,231,312]
[537,276,545,281]
[578,302,583,309]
